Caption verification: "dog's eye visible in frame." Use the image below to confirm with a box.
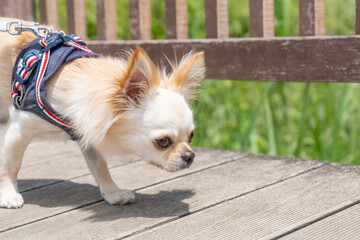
[189,131,194,143]
[156,137,172,149]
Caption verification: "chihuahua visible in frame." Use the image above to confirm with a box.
[0,18,205,208]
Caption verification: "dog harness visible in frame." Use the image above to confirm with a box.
[11,33,99,140]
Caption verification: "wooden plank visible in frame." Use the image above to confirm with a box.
[16,0,35,21]
[356,0,360,34]
[165,0,188,39]
[96,0,117,40]
[0,0,8,17]
[129,0,151,40]
[39,0,58,26]
[0,148,245,233]
[0,154,322,239]
[205,0,229,38]
[0,0,16,18]
[299,0,325,36]
[66,0,87,38]
[88,36,360,82]
[127,164,360,239]
[249,0,274,37]
[0,0,34,20]
[283,204,360,239]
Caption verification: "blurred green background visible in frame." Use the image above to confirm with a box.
[50,0,359,164]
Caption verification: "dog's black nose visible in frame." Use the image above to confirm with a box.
[182,151,195,164]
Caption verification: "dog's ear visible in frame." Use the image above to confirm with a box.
[122,47,159,103]
[168,51,205,101]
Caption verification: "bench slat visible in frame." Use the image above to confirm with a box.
[283,204,360,239]
[0,0,34,21]
[299,0,326,36]
[88,36,360,82]
[205,0,229,38]
[356,0,360,34]
[66,0,87,38]
[249,0,274,37]
[39,0,58,26]
[0,0,12,18]
[165,0,188,39]
[0,154,321,239]
[96,0,117,40]
[0,148,244,234]
[129,0,151,40]
[130,164,360,240]
[17,0,35,21]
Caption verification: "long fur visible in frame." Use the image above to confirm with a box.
[0,18,206,208]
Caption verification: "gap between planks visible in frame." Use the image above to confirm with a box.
[121,162,327,239]
[2,154,325,239]
[125,163,360,240]
[281,203,360,239]
[270,197,360,239]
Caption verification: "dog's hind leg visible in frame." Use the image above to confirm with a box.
[81,147,135,205]
[0,110,33,208]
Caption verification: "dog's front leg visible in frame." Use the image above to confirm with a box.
[81,147,135,205]
[0,113,32,209]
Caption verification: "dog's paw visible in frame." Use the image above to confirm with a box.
[0,191,24,209]
[103,189,135,205]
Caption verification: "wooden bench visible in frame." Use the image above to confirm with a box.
[1,0,360,239]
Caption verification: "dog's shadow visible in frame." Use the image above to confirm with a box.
[19,179,195,221]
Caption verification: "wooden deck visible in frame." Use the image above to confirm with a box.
[1,124,360,239]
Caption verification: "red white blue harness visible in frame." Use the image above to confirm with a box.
[11,32,99,140]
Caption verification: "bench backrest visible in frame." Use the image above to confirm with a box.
[0,0,359,82]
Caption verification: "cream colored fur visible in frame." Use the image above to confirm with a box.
[0,18,205,208]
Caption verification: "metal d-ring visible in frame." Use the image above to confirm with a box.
[6,21,22,35]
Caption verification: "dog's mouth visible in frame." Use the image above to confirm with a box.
[148,160,192,172]
[148,162,164,169]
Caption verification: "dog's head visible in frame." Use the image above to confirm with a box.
[107,48,205,172]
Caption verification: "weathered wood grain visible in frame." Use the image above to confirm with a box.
[0,0,13,18]
[96,0,117,40]
[17,0,35,21]
[0,154,322,239]
[0,0,34,20]
[283,204,360,239]
[39,0,58,26]
[0,148,244,233]
[88,36,360,82]
[205,0,229,38]
[129,0,151,40]
[129,164,360,240]
[66,0,87,38]
[299,0,325,36]
[249,0,274,37]
[165,0,188,39]
[357,0,360,34]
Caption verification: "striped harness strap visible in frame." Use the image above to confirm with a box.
[11,32,95,137]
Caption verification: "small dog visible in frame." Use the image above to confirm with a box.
[0,18,205,208]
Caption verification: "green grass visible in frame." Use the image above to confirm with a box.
[50,0,360,164]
